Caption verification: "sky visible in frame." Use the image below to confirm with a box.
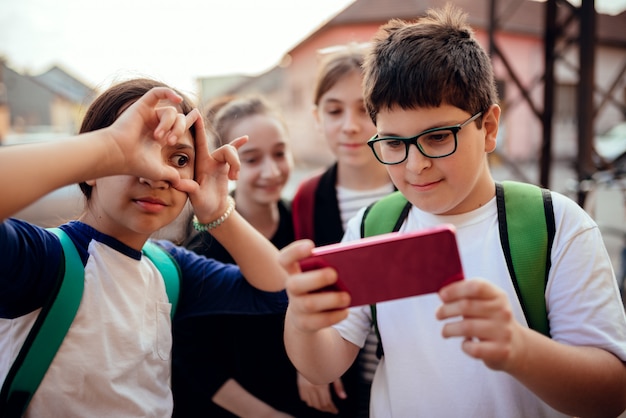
[0,0,355,99]
[1,0,625,101]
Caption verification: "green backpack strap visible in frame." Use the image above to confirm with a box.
[361,191,411,238]
[0,228,84,418]
[361,191,412,359]
[360,182,556,360]
[0,233,181,418]
[142,241,181,317]
[496,181,555,337]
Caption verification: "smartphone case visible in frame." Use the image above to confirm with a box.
[298,224,464,306]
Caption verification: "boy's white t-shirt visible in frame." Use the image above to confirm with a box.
[334,191,626,417]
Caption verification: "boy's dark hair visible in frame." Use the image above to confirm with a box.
[363,4,499,125]
[78,78,195,199]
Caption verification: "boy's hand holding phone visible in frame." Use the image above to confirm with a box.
[279,240,352,333]
[297,225,464,307]
[280,225,465,333]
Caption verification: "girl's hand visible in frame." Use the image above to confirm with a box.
[436,278,527,372]
[179,111,247,221]
[297,373,342,414]
[107,86,188,184]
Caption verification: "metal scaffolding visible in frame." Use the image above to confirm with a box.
[487,0,625,205]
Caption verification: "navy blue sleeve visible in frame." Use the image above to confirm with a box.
[0,219,63,318]
[154,240,288,322]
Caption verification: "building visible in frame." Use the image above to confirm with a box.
[0,59,97,144]
[197,0,626,174]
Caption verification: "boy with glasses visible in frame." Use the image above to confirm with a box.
[279,5,626,417]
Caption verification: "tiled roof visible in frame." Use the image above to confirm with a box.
[34,65,96,104]
[328,0,546,34]
[322,0,626,44]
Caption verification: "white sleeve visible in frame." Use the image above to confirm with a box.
[547,192,626,361]
[333,304,372,348]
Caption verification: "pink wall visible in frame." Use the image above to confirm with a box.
[281,23,550,166]
[279,20,623,166]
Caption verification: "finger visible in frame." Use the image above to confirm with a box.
[438,278,498,303]
[169,112,187,145]
[285,267,338,298]
[278,240,315,270]
[159,165,183,188]
[140,87,183,109]
[173,178,198,195]
[154,106,180,143]
[228,135,248,150]
[216,143,242,180]
[185,109,210,177]
[441,317,498,339]
[460,337,514,370]
[287,296,349,332]
[140,88,183,140]
[310,386,337,414]
[159,112,186,146]
[296,286,351,312]
[227,157,241,181]
[320,399,339,414]
[210,142,240,166]
[436,295,507,321]
[331,378,347,399]
[441,318,516,342]
[186,109,207,153]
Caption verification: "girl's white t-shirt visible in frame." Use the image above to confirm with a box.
[335,191,626,417]
[336,183,395,231]
[3,241,172,417]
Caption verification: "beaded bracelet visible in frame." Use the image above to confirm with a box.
[192,196,236,232]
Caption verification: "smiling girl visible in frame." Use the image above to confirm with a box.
[291,43,395,417]
[175,95,322,417]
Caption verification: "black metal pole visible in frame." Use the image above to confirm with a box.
[577,0,596,206]
[541,0,557,188]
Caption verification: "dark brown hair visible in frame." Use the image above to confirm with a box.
[78,78,195,198]
[362,4,498,124]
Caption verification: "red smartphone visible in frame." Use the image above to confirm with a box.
[298,224,464,307]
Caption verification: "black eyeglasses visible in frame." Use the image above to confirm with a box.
[367,111,483,165]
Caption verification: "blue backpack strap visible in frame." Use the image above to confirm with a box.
[496,181,555,337]
[142,241,180,318]
[0,228,84,418]
[361,192,411,359]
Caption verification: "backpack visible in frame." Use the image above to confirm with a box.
[361,181,556,358]
[0,228,181,418]
[292,173,322,242]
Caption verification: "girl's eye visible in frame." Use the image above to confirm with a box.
[243,157,259,165]
[325,107,342,116]
[171,154,190,168]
